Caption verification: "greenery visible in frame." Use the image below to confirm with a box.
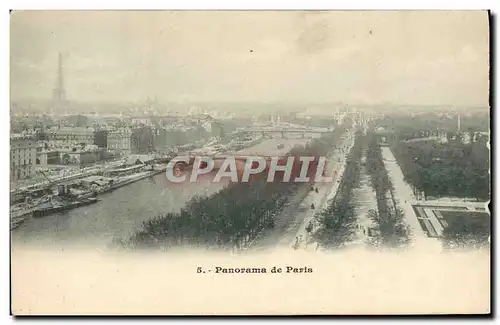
[62,153,71,165]
[390,138,490,200]
[377,111,489,134]
[440,211,490,250]
[123,181,293,250]
[371,125,490,250]
[366,208,411,248]
[314,131,363,249]
[365,132,410,248]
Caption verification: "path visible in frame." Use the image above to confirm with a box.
[248,131,355,252]
[381,147,441,251]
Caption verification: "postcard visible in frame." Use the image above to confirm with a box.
[10,10,491,315]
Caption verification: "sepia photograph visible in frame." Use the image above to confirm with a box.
[9,10,491,315]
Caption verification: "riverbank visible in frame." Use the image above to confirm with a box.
[10,167,166,229]
[11,138,297,248]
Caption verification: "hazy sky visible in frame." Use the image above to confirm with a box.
[10,11,489,106]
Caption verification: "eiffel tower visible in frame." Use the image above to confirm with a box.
[52,52,68,115]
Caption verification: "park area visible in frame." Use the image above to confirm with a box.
[412,204,490,248]
[390,138,490,201]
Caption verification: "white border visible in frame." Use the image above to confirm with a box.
[2,1,498,322]
[2,1,498,10]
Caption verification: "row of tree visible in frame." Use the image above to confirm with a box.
[121,180,294,250]
[365,132,411,248]
[119,128,347,251]
[389,138,490,201]
[313,131,363,249]
[377,112,489,134]
[374,132,490,250]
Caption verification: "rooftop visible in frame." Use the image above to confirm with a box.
[10,133,34,141]
[48,127,96,135]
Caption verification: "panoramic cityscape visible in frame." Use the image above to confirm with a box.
[10,53,490,253]
[10,11,490,254]
[8,10,493,316]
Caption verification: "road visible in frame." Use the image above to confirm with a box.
[381,147,441,250]
[248,130,355,252]
[290,133,355,251]
[349,152,378,245]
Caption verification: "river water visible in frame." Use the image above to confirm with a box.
[12,138,312,249]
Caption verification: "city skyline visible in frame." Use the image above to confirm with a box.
[11,11,489,107]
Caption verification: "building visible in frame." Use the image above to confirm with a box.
[475,132,490,145]
[66,114,89,127]
[131,117,152,126]
[131,126,155,154]
[107,127,132,155]
[59,148,101,166]
[37,150,61,165]
[438,131,449,144]
[10,134,36,181]
[155,125,206,150]
[210,121,225,139]
[47,127,95,146]
[200,118,213,133]
[461,132,472,145]
[94,129,109,148]
[36,143,109,166]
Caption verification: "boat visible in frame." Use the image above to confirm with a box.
[10,195,55,229]
[153,164,168,172]
[76,190,100,200]
[11,206,35,219]
[33,197,100,218]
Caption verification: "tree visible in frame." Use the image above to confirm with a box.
[122,129,350,251]
[314,131,363,249]
[389,135,489,201]
[441,213,490,250]
[365,132,410,249]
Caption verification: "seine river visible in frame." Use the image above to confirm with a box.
[12,138,312,249]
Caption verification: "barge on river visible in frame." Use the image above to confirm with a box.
[33,197,100,218]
